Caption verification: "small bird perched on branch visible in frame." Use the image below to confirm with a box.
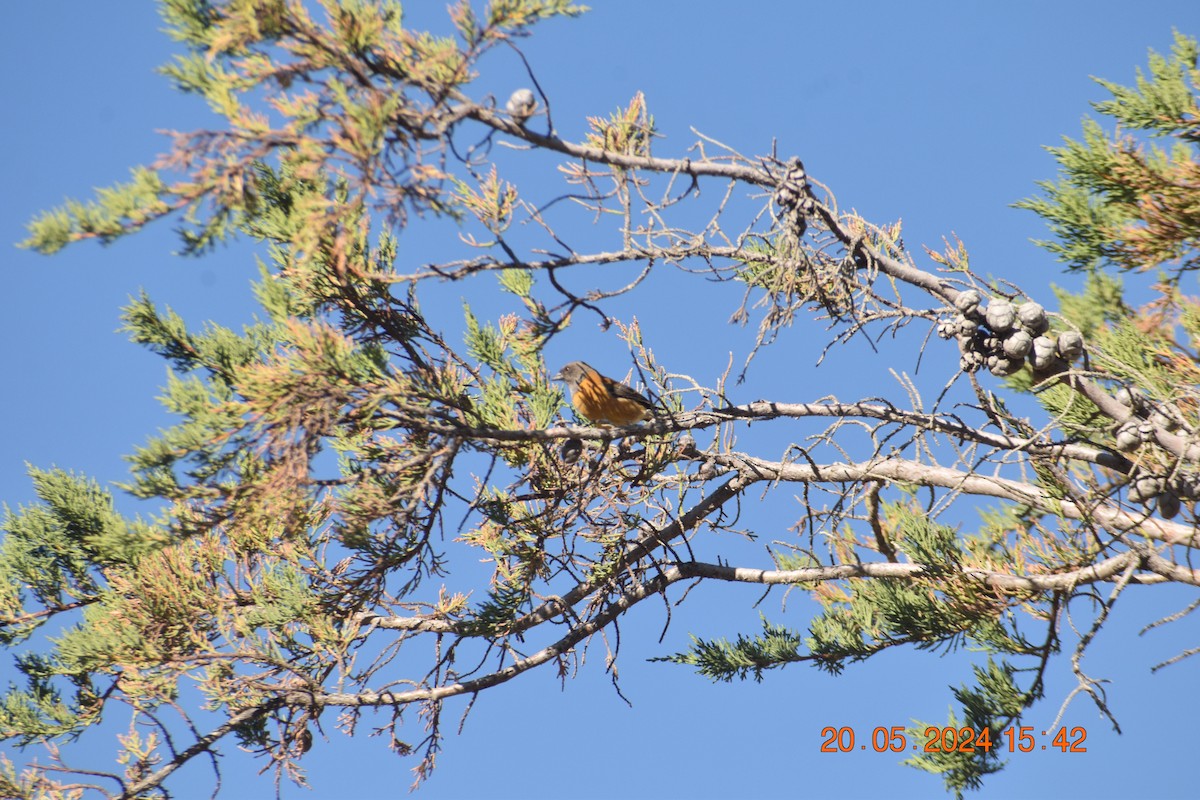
[553,361,654,426]
[506,88,537,126]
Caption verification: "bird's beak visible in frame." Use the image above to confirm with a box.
[552,369,565,381]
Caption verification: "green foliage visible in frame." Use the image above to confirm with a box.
[461,581,531,636]
[665,505,1047,685]
[1014,120,1135,272]
[486,0,590,29]
[1092,31,1200,135]
[651,617,807,682]
[21,168,167,254]
[660,503,1053,796]
[1016,31,1200,275]
[905,659,1036,799]
[453,167,518,237]
[0,469,166,645]
[121,291,278,382]
[1050,271,1127,337]
[0,653,96,743]
[1093,318,1179,398]
[158,0,220,48]
[462,280,562,433]
[21,0,589,266]
[584,91,655,157]
[160,51,244,115]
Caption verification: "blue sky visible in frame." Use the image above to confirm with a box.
[3,2,1200,798]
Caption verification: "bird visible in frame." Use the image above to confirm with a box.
[553,361,654,426]
[506,88,537,126]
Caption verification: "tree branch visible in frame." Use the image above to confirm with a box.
[118,701,279,800]
[707,452,1198,547]
[673,552,1194,589]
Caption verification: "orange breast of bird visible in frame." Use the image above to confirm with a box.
[574,367,651,425]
